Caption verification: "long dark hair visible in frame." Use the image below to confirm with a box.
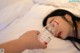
[43,9,80,51]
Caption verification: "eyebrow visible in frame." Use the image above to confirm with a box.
[49,19,54,23]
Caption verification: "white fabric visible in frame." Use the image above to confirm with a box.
[33,0,80,16]
[33,0,69,6]
[0,0,34,31]
[33,0,80,7]
[0,0,80,53]
[0,4,56,44]
[0,0,21,9]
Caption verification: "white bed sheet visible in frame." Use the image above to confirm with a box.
[0,1,80,53]
[0,0,34,31]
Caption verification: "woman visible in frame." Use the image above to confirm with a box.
[43,9,80,51]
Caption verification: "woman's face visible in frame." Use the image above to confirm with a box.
[46,16,73,39]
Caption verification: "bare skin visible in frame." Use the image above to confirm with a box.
[47,14,80,39]
[0,30,47,53]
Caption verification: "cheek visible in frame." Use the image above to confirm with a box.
[59,22,72,36]
[59,22,70,31]
[58,18,71,30]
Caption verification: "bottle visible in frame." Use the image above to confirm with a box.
[38,21,59,45]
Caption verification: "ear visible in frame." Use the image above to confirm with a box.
[64,14,73,23]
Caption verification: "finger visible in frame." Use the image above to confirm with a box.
[38,42,47,49]
[33,31,40,35]
[42,45,47,49]
[36,31,40,35]
[28,30,40,34]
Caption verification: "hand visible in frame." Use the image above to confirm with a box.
[19,30,47,49]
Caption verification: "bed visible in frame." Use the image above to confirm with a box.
[0,0,80,53]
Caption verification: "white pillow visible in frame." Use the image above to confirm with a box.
[33,0,80,7]
[0,0,34,31]
[33,0,80,16]
[33,0,69,6]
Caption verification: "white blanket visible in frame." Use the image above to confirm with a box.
[0,0,34,31]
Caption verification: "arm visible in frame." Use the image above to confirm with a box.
[0,39,26,53]
[0,30,46,53]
